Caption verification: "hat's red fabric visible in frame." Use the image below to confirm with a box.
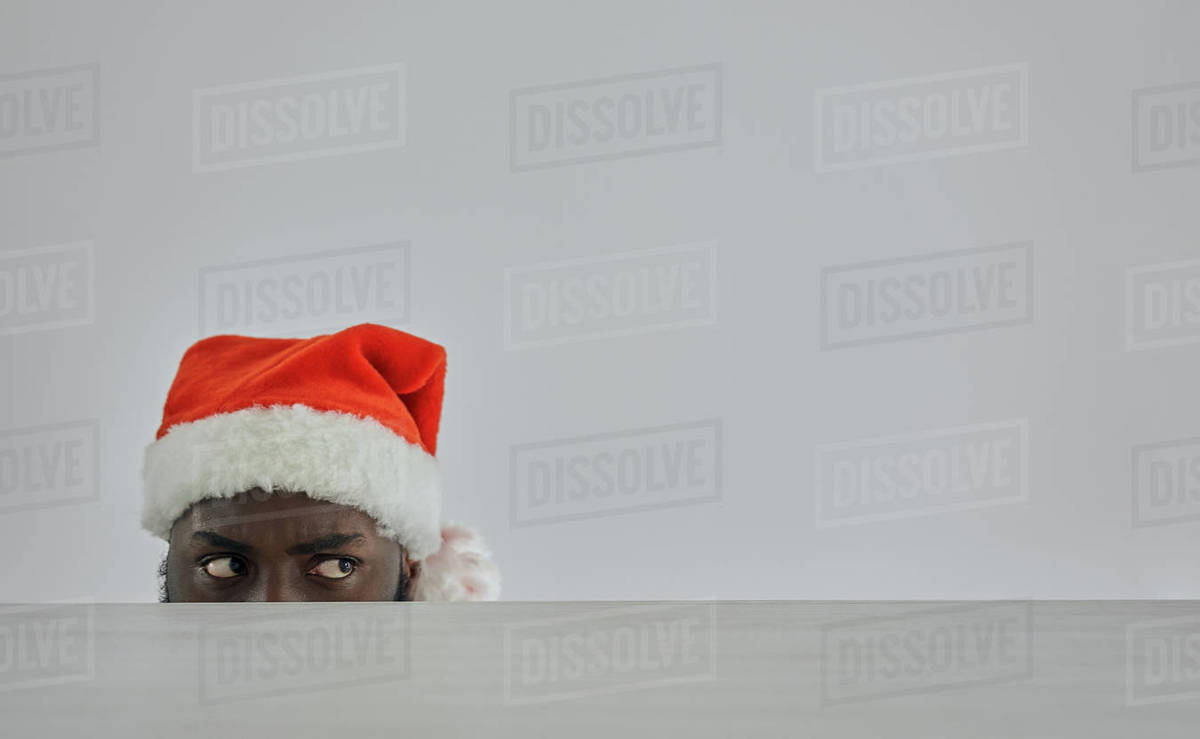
[155,323,446,455]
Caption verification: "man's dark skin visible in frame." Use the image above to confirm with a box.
[163,488,415,602]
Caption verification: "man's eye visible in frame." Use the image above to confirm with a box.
[309,558,356,579]
[202,556,246,579]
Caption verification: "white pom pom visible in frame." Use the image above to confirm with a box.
[411,523,501,601]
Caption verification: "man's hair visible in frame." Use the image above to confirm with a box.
[157,556,413,602]
[157,557,169,603]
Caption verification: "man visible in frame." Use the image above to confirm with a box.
[142,323,499,602]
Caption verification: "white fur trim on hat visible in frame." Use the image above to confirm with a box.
[411,523,501,601]
[141,403,443,560]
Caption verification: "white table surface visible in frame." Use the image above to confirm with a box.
[1,600,1197,737]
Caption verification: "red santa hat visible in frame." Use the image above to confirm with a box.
[140,322,499,601]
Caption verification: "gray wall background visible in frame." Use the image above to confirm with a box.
[1,0,1198,602]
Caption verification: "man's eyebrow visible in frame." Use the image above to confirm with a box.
[286,533,366,555]
[191,531,253,554]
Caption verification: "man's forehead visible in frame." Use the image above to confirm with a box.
[184,492,380,539]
